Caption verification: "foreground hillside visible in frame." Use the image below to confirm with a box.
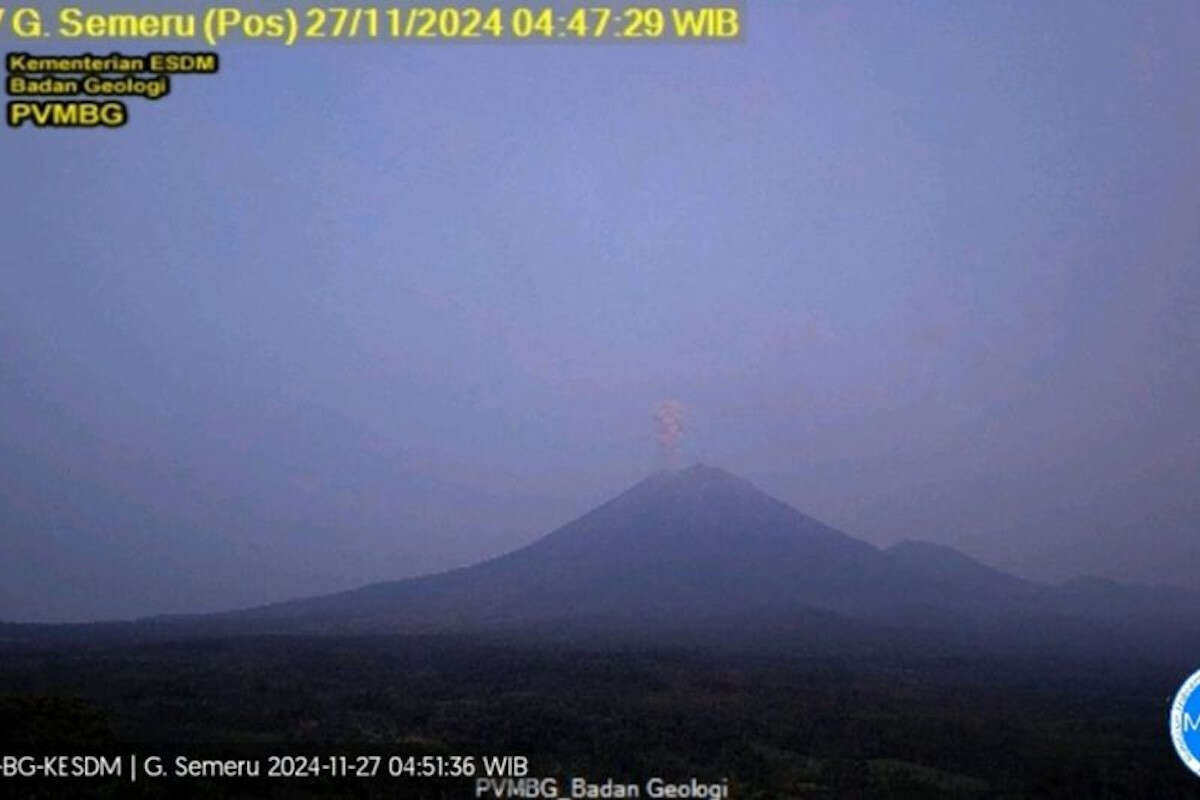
[1,635,1196,799]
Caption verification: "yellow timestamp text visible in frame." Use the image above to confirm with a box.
[0,6,742,45]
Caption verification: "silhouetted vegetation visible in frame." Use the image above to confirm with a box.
[0,635,1193,798]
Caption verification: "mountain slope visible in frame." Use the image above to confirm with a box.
[6,464,1198,657]
[203,465,1072,638]
[221,464,899,634]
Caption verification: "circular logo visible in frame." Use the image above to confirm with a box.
[1170,669,1200,776]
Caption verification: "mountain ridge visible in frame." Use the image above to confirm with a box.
[4,464,1198,658]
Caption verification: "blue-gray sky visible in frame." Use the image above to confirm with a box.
[3,2,1199,621]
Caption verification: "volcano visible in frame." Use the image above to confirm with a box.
[189,465,1080,641]
[225,463,902,635]
[9,464,1197,655]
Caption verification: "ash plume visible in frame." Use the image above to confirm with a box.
[654,400,685,464]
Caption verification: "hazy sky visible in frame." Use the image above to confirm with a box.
[3,2,1199,621]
